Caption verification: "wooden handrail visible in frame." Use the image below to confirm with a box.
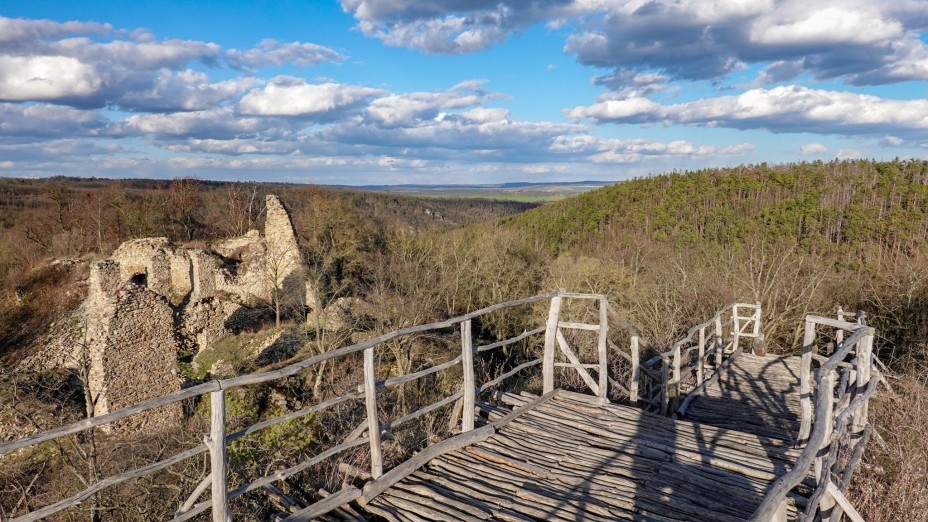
[3,291,561,521]
[749,324,876,521]
[1,292,558,456]
[4,290,793,522]
[639,302,761,416]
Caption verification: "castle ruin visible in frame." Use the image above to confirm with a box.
[27,195,311,433]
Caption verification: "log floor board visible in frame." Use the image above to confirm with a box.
[681,354,803,443]
[361,384,809,521]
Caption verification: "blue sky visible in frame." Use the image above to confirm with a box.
[2,1,928,184]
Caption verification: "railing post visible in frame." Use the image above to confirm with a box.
[363,346,384,478]
[814,369,836,479]
[543,295,562,394]
[671,346,681,413]
[815,369,837,518]
[714,315,723,368]
[629,334,640,403]
[799,320,817,444]
[660,357,670,416]
[207,389,231,522]
[852,329,874,432]
[597,298,609,402]
[697,326,706,386]
[834,307,845,357]
[461,319,475,432]
[754,302,762,337]
[732,305,741,354]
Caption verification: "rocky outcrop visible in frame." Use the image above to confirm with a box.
[306,296,363,331]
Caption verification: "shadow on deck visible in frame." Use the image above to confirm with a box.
[0,294,879,522]
[681,354,803,442]
[362,388,812,521]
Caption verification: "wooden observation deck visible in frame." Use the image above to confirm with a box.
[0,293,883,522]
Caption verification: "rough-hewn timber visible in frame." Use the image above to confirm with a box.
[365,391,811,521]
[1,294,879,522]
[681,353,803,442]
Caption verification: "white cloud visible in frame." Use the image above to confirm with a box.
[338,2,928,86]
[0,16,111,44]
[0,16,339,110]
[116,70,258,111]
[0,138,131,168]
[567,85,928,140]
[837,148,863,159]
[565,96,663,123]
[226,39,345,68]
[461,107,509,123]
[322,114,583,157]
[577,1,928,84]
[365,83,488,127]
[163,138,302,156]
[237,77,383,117]
[49,38,221,71]
[592,70,670,96]
[340,0,574,54]
[750,7,902,46]
[550,135,754,164]
[0,55,102,101]
[880,135,904,147]
[109,107,266,138]
[800,143,827,155]
[377,155,429,169]
[0,103,106,137]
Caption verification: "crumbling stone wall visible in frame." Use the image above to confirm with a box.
[88,285,181,433]
[88,196,307,330]
[169,253,192,300]
[189,249,222,302]
[89,259,120,301]
[28,194,312,436]
[264,195,305,313]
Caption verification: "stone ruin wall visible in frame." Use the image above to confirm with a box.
[87,285,182,432]
[263,195,305,310]
[86,194,307,346]
[28,195,311,435]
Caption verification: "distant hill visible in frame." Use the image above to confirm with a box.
[346,181,616,202]
[502,160,928,264]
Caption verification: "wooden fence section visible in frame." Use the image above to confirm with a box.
[637,302,762,416]
[0,293,882,522]
[750,314,880,522]
[0,291,642,522]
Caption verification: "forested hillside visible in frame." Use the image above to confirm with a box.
[508,159,928,265]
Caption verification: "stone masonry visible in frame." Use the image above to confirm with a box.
[87,284,181,432]
[26,195,312,435]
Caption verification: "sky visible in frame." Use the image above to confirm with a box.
[1,1,928,185]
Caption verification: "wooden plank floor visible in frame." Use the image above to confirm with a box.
[682,354,803,442]
[362,392,812,521]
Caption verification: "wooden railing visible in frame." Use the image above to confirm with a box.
[750,313,879,522]
[638,303,762,416]
[5,292,870,522]
[0,291,645,522]
[542,292,640,404]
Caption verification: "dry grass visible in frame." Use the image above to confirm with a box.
[849,366,928,522]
